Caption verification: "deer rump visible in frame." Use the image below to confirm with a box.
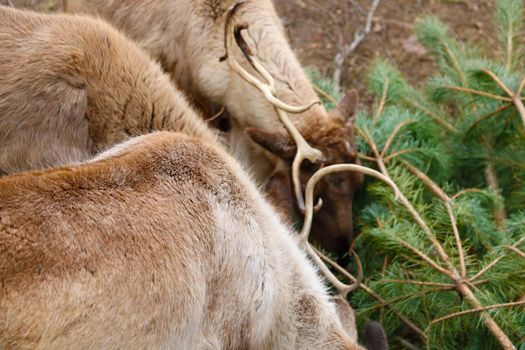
[0,132,381,350]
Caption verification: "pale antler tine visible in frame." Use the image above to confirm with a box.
[222,1,324,212]
[234,24,322,113]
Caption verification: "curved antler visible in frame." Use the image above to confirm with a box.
[221,1,324,213]
[299,164,400,297]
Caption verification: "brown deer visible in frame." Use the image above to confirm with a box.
[0,131,387,349]
[0,5,219,175]
[64,0,364,256]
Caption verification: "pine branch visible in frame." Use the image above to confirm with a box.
[430,300,525,325]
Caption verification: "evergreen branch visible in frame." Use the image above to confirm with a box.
[315,247,428,340]
[440,39,467,86]
[399,160,467,277]
[393,236,452,276]
[517,77,525,97]
[374,77,389,123]
[503,245,525,259]
[358,154,377,162]
[400,160,450,202]
[358,126,456,272]
[480,69,515,97]
[469,235,525,282]
[381,279,455,288]
[455,283,516,350]
[480,69,525,128]
[505,19,514,74]
[358,125,517,349]
[465,103,513,137]
[383,149,419,163]
[402,98,457,132]
[313,84,338,105]
[430,300,525,325]
[484,162,507,229]
[380,120,416,158]
[359,286,455,313]
[451,189,487,200]
[395,336,420,350]
[440,85,513,102]
[446,203,467,278]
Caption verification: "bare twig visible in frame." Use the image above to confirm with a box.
[333,0,381,87]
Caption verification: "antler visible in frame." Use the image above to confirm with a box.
[221,1,324,213]
[300,164,400,297]
[220,2,402,300]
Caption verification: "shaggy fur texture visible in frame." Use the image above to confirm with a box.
[0,5,219,175]
[64,0,364,255]
[0,132,364,350]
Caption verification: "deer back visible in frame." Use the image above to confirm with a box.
[0,6,218,174]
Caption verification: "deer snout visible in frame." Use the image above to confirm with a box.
[310,200,354,256]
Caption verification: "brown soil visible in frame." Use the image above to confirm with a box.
[8,0,495,102]
[274,0,495,104]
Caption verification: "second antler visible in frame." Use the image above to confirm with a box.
[220,1,324,213]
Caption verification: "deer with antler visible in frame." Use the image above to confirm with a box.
[64,0,364,256]
[0,131,389,349]
[0,5,219,174]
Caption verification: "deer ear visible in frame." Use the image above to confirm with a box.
[331,89,359,124]
[246,127,296,161]
[363,321,389,350]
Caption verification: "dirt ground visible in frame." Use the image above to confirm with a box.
[8,0,494,104]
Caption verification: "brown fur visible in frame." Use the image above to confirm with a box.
[0,131,365,349]
[64,0,363,255]
[0,5,219,174]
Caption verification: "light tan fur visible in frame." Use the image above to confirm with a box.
[64,0,364,255]
[0,5,219,174]
[64,0,334,177]
[0,131,363,350]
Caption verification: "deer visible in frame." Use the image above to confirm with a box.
[0,131,388,349]
[0,5,219,175]
[64,0,365,256]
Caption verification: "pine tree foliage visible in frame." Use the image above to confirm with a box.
[309,1,525,348]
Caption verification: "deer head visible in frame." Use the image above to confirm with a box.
[248,90,363,255]
[220,1,364,256]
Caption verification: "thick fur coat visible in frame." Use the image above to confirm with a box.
[0,132,363,350]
